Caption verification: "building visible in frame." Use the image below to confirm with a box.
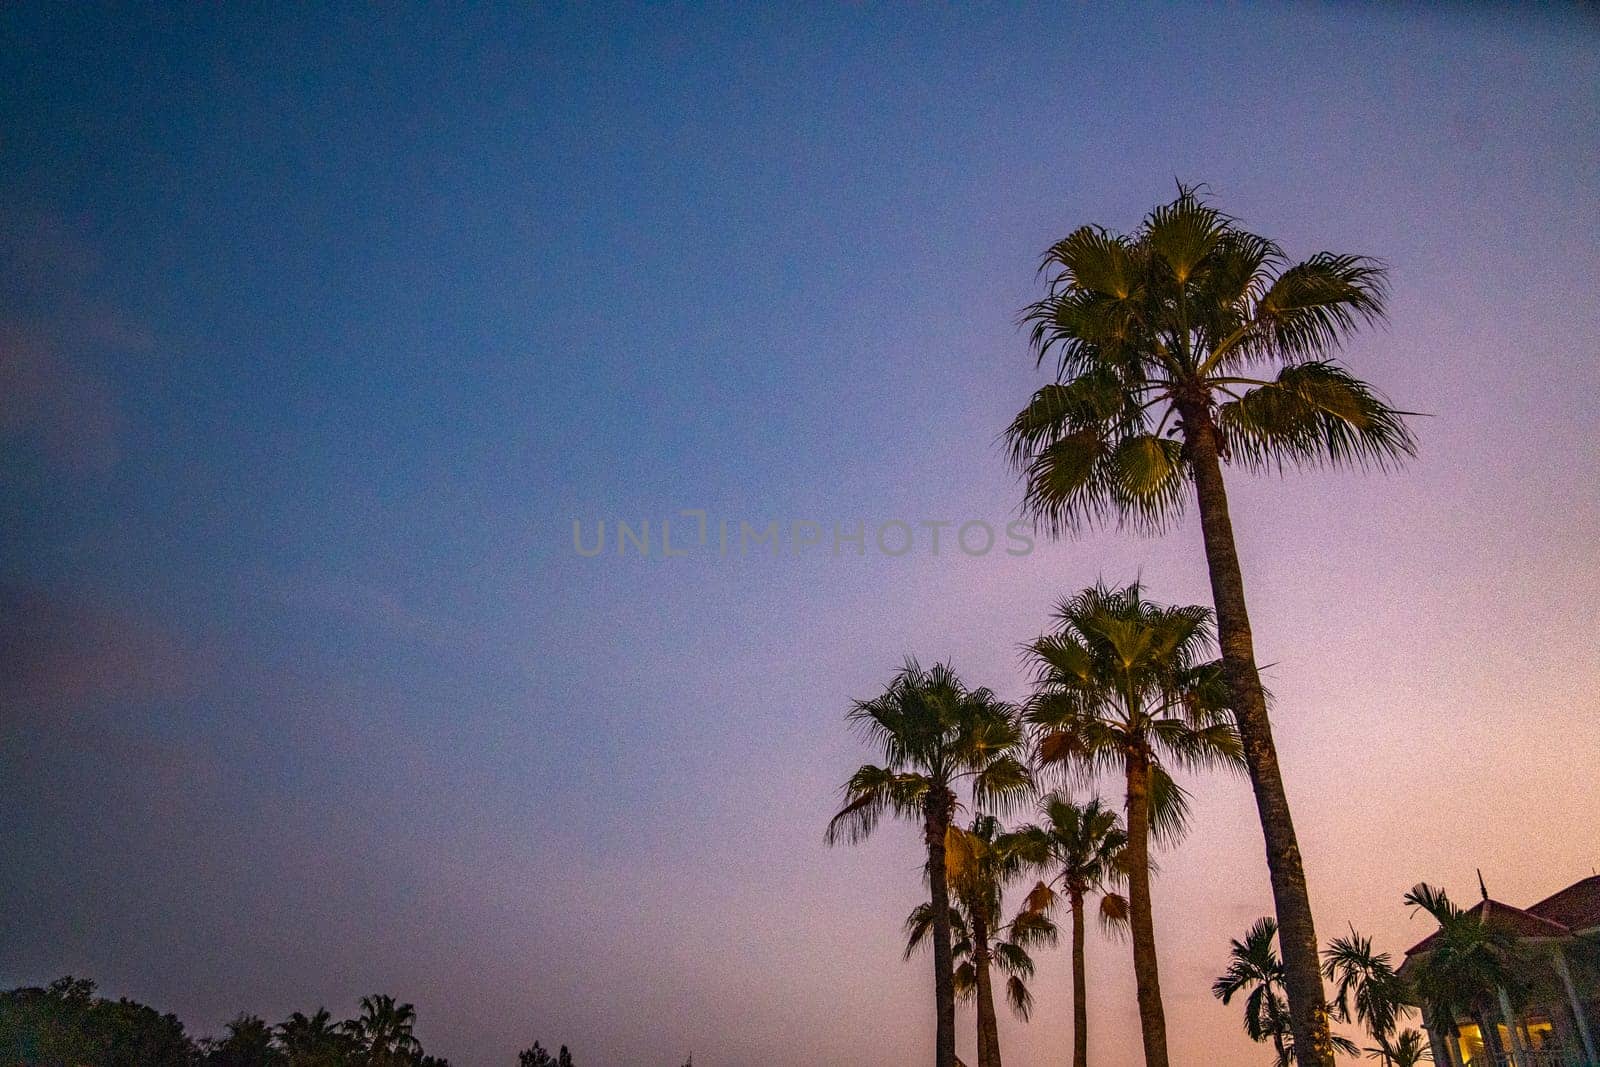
[1399,876,1600,1067]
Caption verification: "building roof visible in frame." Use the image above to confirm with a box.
[1404,897,1573,958]
[1527,874,1600,932]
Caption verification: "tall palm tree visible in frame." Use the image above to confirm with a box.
[1004,187,1416,1067]
[1323,927,1410,1057]
[1403,884,1523,1064]
[1214,918,1363,1067]
[345,995,419,1067]
[1024,582,1242,1067]
[1012,792,1128,1067]
[826,660,1033,1067]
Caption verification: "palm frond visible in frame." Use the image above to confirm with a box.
[823,764,929,846]
[1217,361,1417,473]
[1005,974,1034,1021]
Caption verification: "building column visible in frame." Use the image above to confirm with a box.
[1427,1023,1457,1067]
[1553,946,1598,1065]
[1498,985,1528,1062]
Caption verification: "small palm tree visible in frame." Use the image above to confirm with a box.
[826,660,1033,1067]
[1403,884,1522,1062]
[905,891,1057,1067]
[940,814,1058,1067]
[1323,926,1410,1056]
[1365,1028,1432,1066]
[1005,187,1416,1067]
[1215,918,1296,1065]
[345,995,419,1066]
[1025,582,1242,1067]
[1011,793,1128,1067]
[1215,918,1361,1067]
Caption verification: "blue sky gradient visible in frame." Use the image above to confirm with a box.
[4,6,1598,1065]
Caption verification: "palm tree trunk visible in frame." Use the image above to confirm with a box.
[972,911,1003,1067]
[1069,888,1088,1067]
[1124,749,1169,1067]
[926,797,958,1067]
[1476,1009,1506,1064]
[1268,995,1288,1066]
[1180,402,1335,1067]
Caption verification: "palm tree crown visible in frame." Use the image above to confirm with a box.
[904,879,1057,1022]
[1004,185,1415,535]
[825,660,1032,848]
[277,1008,352,1066]
[942,815,1058,1022]
[1365,1028,1432,1067]
[345,994,419,1065]
[1016,792,1128,927]
[1214,919,1362,1067]
[1214,917,1295,1055]
[1323,926,1410,1049]
[1025,582,1241,801]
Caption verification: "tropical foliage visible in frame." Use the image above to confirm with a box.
[909,813,1059,1067]
[1322,926,1410,1053]
[1403,883,1524,1047]
[517,1043,575,1067]
[1364,1028,1432,1067]
[0,976,596,1066]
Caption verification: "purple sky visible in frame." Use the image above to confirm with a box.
[3,5,1599,1065]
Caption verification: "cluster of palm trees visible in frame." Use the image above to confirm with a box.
[1214,918,1420,1065]
[1214,880,1533,1067]
[828,186,1418,1067]
[827,582,1246,1067]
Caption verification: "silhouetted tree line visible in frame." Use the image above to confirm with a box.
[0,977,596,1066]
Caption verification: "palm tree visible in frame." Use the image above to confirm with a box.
[277,1009,353,1067]
[1215,918,1296,1066]
[1004,187,1416,1067]
[1214,918,1362,1067]
[1024,582,1242,1067]
[939,814,1059,1067]
[826,660,1033,1067]
[1364,1029,1431,1066]
[345,995,420,1067]
[1403,884,1523,1064]
[1323,927,1410,1058]
[1012,792,1128,1067]
[905,889,1057,1067]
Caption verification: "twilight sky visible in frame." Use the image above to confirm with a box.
[3,5,1599,1066]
